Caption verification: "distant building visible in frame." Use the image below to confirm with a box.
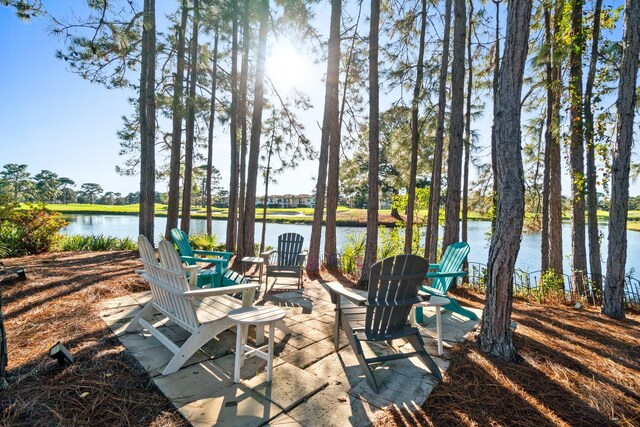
[256,194,316,208]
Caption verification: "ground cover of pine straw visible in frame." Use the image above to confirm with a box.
[0,251,187,427]
[377,289,640,427]
[2,252,639,427]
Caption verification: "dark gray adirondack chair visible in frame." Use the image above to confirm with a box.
[326,255,442,393]
[261,233,307,289]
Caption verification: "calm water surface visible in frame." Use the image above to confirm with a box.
[61,214,639,276]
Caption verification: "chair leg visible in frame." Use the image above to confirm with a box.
[444,298,478,321]
[406,333,442,382]
[125,302,155,333]
[162,323,228,375]
[342,320,378,393]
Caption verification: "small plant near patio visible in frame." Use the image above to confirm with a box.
[339,232,366,274]
[188,233,224,251]
[55,235,137,251]
[0,196,68,257]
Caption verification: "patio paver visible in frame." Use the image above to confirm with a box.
[98,276,481,426]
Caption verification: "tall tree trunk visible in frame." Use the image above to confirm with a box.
[243,0,269,257]
[584,0,603,292]
[442,0,466,250]
[138,0,156,242]
[307,0,342,273]
[548,0,564,277]
[478,0,532,362]
[462,0,473,282]
[424,0,452,261]
[165,2,188,239]
[568,0,587,296]
[358,0,380,288]
[323,0,343,270]
[180,0,200,234]
[206,28,219,236]
[236,0,250,257]
[490,0,501,233]
[541,5,552,273]
[260,140,273,254]
[603,0,639,318]
[226,0,239,252]
[404,0,427,254]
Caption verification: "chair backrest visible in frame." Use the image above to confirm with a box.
[171,228,195,260]
[138,235,199,332]
[365,254,429,340]
[277,233,304,266]
[431,242,470,294]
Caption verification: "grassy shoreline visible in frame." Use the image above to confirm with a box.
[44,203,640,230]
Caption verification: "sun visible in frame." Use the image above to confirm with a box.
[265,41,309,92]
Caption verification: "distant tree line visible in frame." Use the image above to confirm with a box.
[0,163,224,207]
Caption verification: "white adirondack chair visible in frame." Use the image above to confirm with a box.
[127,236,289,376]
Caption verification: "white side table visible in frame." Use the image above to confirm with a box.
[227,306,286,383]
[410,295,450,356]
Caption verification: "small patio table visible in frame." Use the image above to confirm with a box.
[240,256,264,284]
[227,306,286,383]
[410,294,451,356]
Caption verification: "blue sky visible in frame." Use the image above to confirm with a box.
[1,2,637,198]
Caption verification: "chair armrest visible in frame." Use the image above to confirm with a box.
[260,250,277,265]
[184,282,259,297]
[180,256,226,266]
[325,282,367,306]
[192,250,233,260]
[428,263,441,270]
[425,271,467,279]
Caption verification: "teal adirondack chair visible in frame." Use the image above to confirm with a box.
[416,242,478,321]
[170,228,234,288]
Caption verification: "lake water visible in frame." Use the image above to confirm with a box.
[61,214,640,277]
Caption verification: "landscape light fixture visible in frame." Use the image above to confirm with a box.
[49,342,74,366]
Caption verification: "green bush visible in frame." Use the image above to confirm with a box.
[55,234,137,252]
[0,199,68,257]
[339,232,366,274]
[188,233,225,251]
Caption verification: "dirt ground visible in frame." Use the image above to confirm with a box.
[1,251,639,426]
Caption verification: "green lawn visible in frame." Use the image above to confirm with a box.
[41,203,640,230]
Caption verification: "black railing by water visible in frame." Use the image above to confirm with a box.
[466,262,640,311]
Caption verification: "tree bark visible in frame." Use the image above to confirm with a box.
[568,0,587,296]
[462,0,473,282]
[260,140,273,254]
[424,0,452,261]
[165,1,188,239]
[548,0,564,277]
[442,0,466,251]
[490,0,501,234]
[138,0,156,242]
[180,0,200,234]
[307,0,342,273]
[236,0,250,257]
[226,0,239,252]
[323,0,343,270]
[358,0,380,288]
[603,0,639,318]
[243,0,269,257]
[541,5,552,273]
[206,28,219,236]
[584,0,603,292]
[404,0,427,255]
[478,0,532,362]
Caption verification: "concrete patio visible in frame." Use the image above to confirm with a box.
[98,275,481,426]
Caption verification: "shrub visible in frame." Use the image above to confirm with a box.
[0,200,68,257]
[55,235,137,252]
[188,233,224,251]
[339,232,366,274]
